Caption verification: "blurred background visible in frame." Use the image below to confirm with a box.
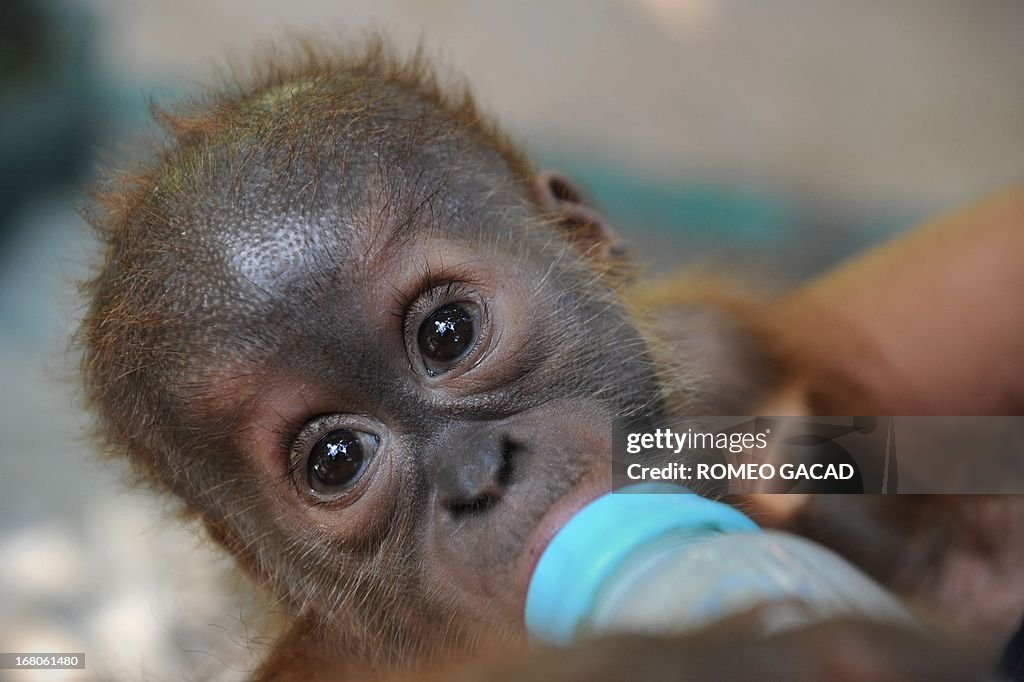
[1,0,1022,679]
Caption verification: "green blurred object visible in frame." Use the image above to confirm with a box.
[561,164,797,242]
[0,0,100,241]
[535,150,918,279]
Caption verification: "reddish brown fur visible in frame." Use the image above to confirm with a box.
[79,37,664,676]
[79,36,998,682]
[81,37,530,494]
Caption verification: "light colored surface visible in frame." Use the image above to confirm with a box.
[88,0,1024,207]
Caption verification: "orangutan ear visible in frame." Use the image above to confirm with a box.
[533,170,626,262]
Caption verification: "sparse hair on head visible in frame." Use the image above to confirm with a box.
[80,35,546,501]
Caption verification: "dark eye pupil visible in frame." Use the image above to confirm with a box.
[418,303,476,369]
[308,429,372,492]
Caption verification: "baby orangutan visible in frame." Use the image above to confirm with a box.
[81,39,1024,680]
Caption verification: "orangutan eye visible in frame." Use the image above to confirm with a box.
[306,428,378,494]
[417,302,480,375]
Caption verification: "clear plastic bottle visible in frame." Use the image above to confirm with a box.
[525,482,915,645]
